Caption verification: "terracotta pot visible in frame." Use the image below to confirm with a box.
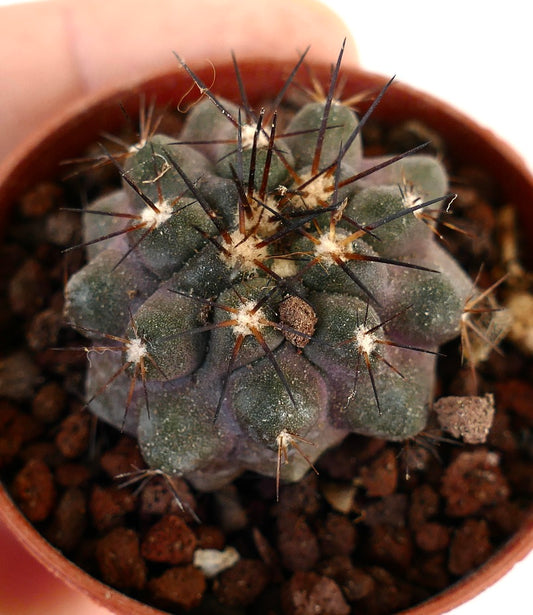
[1,58,532,615]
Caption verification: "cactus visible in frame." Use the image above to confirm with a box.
[64,47,477,494]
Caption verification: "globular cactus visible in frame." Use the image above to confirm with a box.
[64,49,476,493]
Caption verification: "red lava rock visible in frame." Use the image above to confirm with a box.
[99,435,146,478]
[448,518,493,576]
[213,558,270,607]
[409,484,440,527]
[148,565,206,611]
[366,524,414,569]
[89,485,137,533]
[12,458,56,521]
[46,487,87,552]
[495,379,533,423]
[31,381,66,423]
[55,412,91,458]
[441,449,510,516]
[316,512,357,557]
[360,447,398,497]
[282,571,350,615]
[96,527,147,591]
[414,522,450,552]
[277,512,320,572]
[318,555,376,601]
[141,514,197,564]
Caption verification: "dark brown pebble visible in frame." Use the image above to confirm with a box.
[55,462,92,488]
[141,514,197,564]
[96,527,146,591]
[483,500,528,537]
[0,400,41,466]
[281,571,350,615]
[359,566,415,615]
[360,448,398,497]
[138,475,197,520]
[89,485,136,533]
[55,412,91,458]
[8,259,51,317]
[20,181,63,217]
[196,524,226,551]
[45,209,81,247]
[12,458,56,522]
[318,555,375,601]
[26,306,64,351]
[0,351,42,401]
[46,487,87,552]
[316,512,357,557]
[414,522,450,552]
[363,493,408,528]
[448,519,493,576]
[495,379,533,423]
[277,512,320,572]
[32,381,66,423]
[366,524,413,569]
[407,553,450,592]
[317,434,363,481]
[99,435,146,478]
[20,441,62,467]
[275,472,321,516]
[213,558,269,607]
[409,484,440,527]
[148,565,206,611]
[488,409,518,453]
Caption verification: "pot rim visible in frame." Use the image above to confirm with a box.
[1,57,532,615]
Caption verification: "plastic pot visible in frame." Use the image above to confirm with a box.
[1,57,532,615]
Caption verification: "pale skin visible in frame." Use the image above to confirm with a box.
[0,0,357,165]
[0,0,355,612]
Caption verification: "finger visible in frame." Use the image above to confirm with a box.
[0,0,356,161]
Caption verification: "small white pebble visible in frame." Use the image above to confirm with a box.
[193,546,240,578]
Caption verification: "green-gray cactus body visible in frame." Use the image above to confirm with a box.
[64,57,474,491]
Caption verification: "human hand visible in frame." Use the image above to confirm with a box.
[0,0,356,165]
